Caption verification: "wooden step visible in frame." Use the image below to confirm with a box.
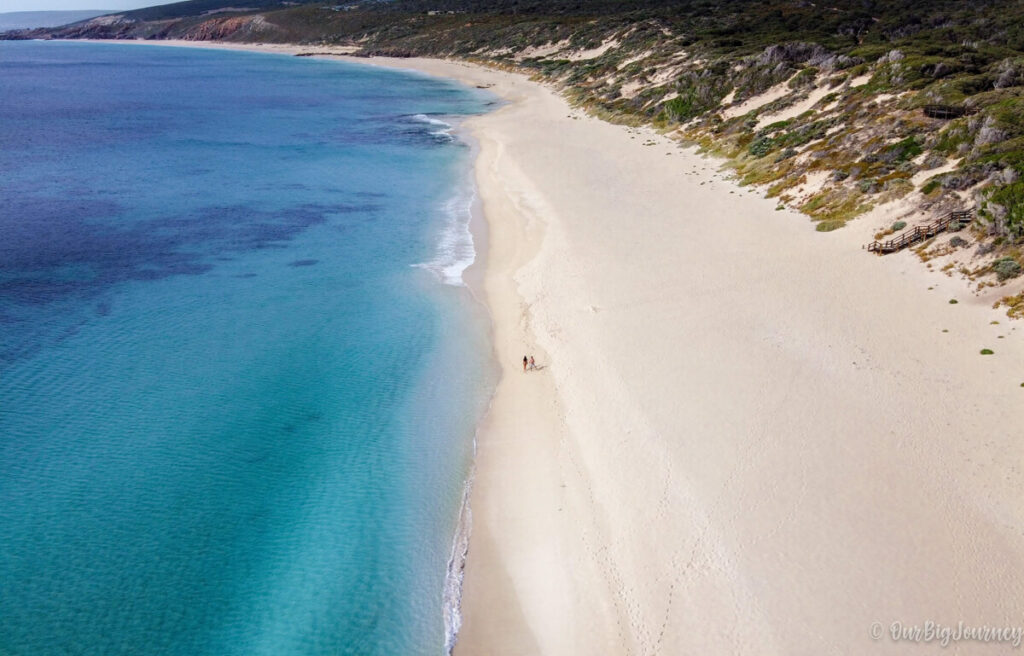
[866,208,973,254]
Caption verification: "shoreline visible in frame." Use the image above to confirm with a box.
[64,39,1024,654]
[441,118,493,655]
[52,39,504,652]
[330,51,1024,655]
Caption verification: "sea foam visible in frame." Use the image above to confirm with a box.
[415,172,477,287]
[412,113,455,141]
[442,473,473,654]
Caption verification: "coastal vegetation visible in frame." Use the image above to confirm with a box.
[6,0,1024,311]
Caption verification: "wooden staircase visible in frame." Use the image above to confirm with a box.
[922,104,969,119]
[866,209,974,254]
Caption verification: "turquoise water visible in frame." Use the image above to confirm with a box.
[0,41,496,655]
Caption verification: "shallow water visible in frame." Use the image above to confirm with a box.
[0,41,496,655]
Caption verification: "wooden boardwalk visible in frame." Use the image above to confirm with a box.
[923,104,969,120]
[866,209,974,254]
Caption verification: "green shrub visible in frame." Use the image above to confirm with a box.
[981,348,994,355]
[985,180,1024,239]
[788,66,818,89]
[816,220,845,232]
[993,257,1023,280]
[663,94,698,122]
[858,179,881,193]
[882,136,923,164]
[774,147,797,162]
[933,124,969,155]
[892,220,907,231]
[761,120,791,133]
[748,136,775,157]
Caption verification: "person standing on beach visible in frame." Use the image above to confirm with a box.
[523,355,528,372]
[529,356,536,370]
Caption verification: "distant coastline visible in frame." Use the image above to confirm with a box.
[0,10,112,31]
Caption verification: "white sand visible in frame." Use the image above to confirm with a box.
[721,77,795,119]
[911,157,962,187]
[617,48,653,70]
[755,80,834,128]
[89,41,1024,654]
[515,39,570,61]
[849,73,872,87]
[565,38,619,61]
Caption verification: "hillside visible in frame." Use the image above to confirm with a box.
[6,0,1024,310]
[0,10,113,30]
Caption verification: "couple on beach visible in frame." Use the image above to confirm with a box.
[522,355,537,372]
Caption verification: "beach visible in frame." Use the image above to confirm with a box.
[86,41,1024,653]
[352,57,1024,654]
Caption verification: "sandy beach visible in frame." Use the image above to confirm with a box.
[355,57,1024,655]
[92,41,1024,653]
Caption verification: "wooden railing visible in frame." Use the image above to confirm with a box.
[866,209,974,254]
[923,104,969,119]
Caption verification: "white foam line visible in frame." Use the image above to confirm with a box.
[413,178,477,286]
[412,113,456,141]
[442,469,474,654]
[412,113,453,128]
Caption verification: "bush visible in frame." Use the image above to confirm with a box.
[892,220,907,231]
[663,94,699,122]
[748,136,775,157]
[985,180,1024,240]
[761,120,792,133]
[981,348,994,355]
[816,219,845,232]
[774,147,797,162]
[933,124,969,155]
[788,66,818,89]
[858,179,881,193]
[881,136,923,164]
[993,257,1023,280]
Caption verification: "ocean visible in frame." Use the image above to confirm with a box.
[0,41,497,655]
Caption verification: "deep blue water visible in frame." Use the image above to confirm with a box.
[0,41,496,655]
